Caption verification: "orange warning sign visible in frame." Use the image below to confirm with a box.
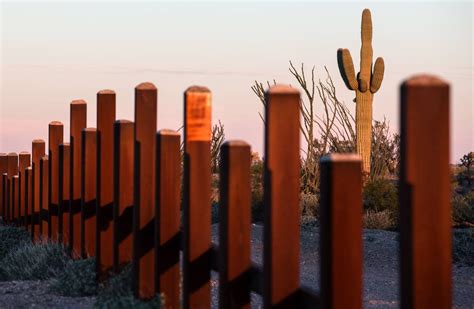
[185,89,211,142]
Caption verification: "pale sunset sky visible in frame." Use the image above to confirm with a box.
[1,1,472,162]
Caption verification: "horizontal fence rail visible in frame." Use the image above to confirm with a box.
[0,74,452,309]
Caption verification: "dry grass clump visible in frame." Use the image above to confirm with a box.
[363,210,395,230]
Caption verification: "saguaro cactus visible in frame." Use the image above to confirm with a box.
[337,8,385,174]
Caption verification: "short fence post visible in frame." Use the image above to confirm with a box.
[59,143,71,245]
[113,120,134,272]
[155,129,181,307]
[0,153,7,218]
[81,128,98,258]
[25,167,33,230]
[70,100,87,256]
[2,173,7,222]
[49,121,64,240]
[97,89,116,274]
[183,86,212,308]
[40,156,49,239]
[32,140,46,241]
[263,85,300,308]
[19,152,31,227]
[12,175,19,222]
[7,153,19,223]
[320,154,363,309]
[133,82,157,299]
[399,75,451,309]
[218,141,251,309]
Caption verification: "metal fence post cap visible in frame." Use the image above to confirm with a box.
[136,82,157,90]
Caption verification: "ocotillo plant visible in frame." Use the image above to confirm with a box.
[337,8,384,174]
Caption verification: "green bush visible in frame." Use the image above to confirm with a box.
[95,265,162,308]
[51,258,97,296]
[0,240,69,281]
[0,226,31,260]
[363,178,398,226]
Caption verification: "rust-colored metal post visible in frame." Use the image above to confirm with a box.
[59,143,71,245]
[0,154,7,218]
[40,156,49,239]
[97,89,116,274]
[320,154,363,309]
[155,130,181,308]
[12,175,19,222]
[2,173,7,222]
[49,121,64,240]
[113,120,134,271]
[400,75,451,309]
[183,86,212,308]
[70,100,87,256]
[82,128,98,258]
[263,85,300,308]
[219,141,251,309]
[25,167,33,229]
[7,153,18,222]
[19,151,31,226]
[133,82,157,299]
[32,140,46,240]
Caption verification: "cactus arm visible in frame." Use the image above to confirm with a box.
[337,48,358,90]
[370,57,385,93]
[359,8,373,93]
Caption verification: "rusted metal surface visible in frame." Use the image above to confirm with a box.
[0,154,7,218]
[97,89,116,273]
[25,167,33,229]
[133,82,157,299]
[400,75,451,309]
[113,120,134,271]
[7,153,18,222]
[49,121,64,240]
[81,128,97,258]
[32,140,46,240]
[19,152,31,225]
[219,141,252,309]
[320,154,363,309]
[183,86,212,309]
[155,129,181,308]
[12,176,19,221]
[263,85,301,308]
[40,156,49,238]
[2,173,7,222]
[59,143,71,245]
[70,100,87,257]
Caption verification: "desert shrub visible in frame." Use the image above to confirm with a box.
[300,193,318,219]
[363,210,395,230]
[251,188,264,222]
[0,240,69,281]
[51,258,97,296]
[363,178,398,226]
[0,226,31,260]
[452,229,474,266]
[95,264,162,308]
[452,192,474,226]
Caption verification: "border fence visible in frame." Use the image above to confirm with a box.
[0,74,451,308]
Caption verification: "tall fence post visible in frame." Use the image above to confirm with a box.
[2,173,7,222]
[40,156,49,239]
[32,140,46,240]
[155,129,181,308]
[320,154,363,309]
[133,82,157,299]
[7,153,19,222]
[82,128,97,258]
[70,100,87,257]
[59,143,71,245]
[263,85,300,308]
[12,175,20,222]
[49,121,64,240]
[113,120,134,271]
[218,141,251,309]
[97,89,116,274]
[25,167,33,230]
[19,152,31,226]
[400,75,451,309]
[0,153,7,218]
[183,86,212,308]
